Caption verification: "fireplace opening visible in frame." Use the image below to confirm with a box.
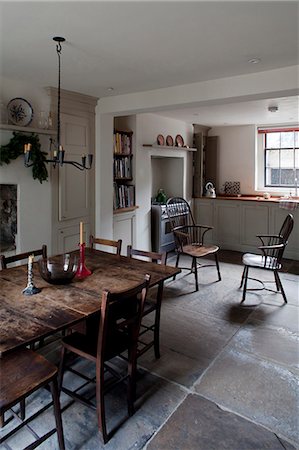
[0,184,17,252]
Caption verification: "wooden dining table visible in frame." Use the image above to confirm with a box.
[0,248,180,358]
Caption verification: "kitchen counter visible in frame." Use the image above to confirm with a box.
[196,195,299,203]
[193,196,298,260]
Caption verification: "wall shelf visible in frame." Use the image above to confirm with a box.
[0,123,57,136]
[143,144,197,152]
[113,206,139,214]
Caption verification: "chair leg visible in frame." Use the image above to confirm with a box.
[58,346,67,391]
[194,257,199,291]
[154,282,164,359]
[127,357,137,417]
[96,369,108,444]
[241,266,249,303]
[215,252,221,281]
[20,399,25,420]
[240,266,246,288]
[49,378,65,450]
[173,253,180,280]
[274,270,280,291]
[275,271,287,303]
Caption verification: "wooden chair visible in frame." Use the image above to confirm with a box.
[0,245,48,425]
[58,275,150,444]
[127,245,166,359]
[165,197,221,291]
[0,348,65,449]
[240,213,294,303]
[90,236,122,255]
[0,244,47,269]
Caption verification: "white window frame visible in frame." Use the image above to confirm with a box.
[256,126,299,195]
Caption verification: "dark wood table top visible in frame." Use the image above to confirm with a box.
[0,248,180,357]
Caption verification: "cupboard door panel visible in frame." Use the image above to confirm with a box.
[57,223,90,253]
[113,212,136,256]
[240,204,269,247]
[59,114,90,221]
[215,202,240,245]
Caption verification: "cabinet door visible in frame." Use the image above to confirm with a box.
[57,223,91,253]
[59,114,91,221]
[215,201,240,247]
[193,199,215,243]
[240,204,270,247]
[113,212,136,256]
[271,207,299,260]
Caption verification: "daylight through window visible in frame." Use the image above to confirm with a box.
[259,128,299,188]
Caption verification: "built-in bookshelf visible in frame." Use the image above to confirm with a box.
[113,130,136,211]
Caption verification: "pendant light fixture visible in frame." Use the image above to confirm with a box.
[24,37,93,171]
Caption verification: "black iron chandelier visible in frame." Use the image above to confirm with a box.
[24,37,93,171]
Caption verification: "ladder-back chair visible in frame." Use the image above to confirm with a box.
[127,245,166,359]
[58,274,150,444]
[89,236,122,255]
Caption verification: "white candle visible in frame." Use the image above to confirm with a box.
[80,222,84,245]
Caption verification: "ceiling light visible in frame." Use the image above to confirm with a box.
[268,106,278,113]
[24,37,93,171]
[248,58,261,64]
[107,87,114,92]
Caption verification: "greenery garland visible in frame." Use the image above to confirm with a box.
[0,132,48,183]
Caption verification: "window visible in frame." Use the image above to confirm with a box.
[259,128,299,188]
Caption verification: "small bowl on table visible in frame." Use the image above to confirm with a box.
[38,253,79,285]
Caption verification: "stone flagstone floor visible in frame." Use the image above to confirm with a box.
[1,250,298,449]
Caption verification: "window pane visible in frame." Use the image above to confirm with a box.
[266,132,280,148]
[281,169,294,185]
[267,168,279,185]
[281,131,294,148]
[295,149,299,168]
[280,149,293,168]
[266,149,279,167]
[295,131,299,148]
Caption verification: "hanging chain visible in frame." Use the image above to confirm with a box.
[56,41,62,149]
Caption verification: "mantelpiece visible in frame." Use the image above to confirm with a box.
[143,144,196,152]
[0,123,56,136]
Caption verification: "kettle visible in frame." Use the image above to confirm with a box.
[205,182,216,198]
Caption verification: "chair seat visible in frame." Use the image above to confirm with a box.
[182,244,219,258]
[0,348,57,411]
[242,253,281,270]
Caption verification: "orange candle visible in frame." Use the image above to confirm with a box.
[80,222,84,245]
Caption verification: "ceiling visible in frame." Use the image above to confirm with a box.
[0,1,298,126]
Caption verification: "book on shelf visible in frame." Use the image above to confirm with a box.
[113,131,132,155]
[113,183,135,209]
[113,156,132,179]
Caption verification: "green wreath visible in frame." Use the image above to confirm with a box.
[0,132,48,183]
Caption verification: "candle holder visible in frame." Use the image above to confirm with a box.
[76,243,92,279]
[23,258,41,295]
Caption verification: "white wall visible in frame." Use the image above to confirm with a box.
[0,78,53,254]
[1,76,51,129]
[0,132,52,253]
[209,125,256,195]
[135,113,193,250]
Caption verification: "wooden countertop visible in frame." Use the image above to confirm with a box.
[195,195,299,203]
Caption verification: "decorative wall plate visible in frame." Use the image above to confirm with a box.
[7,98,33,127]
[157,134,165,146]
[175,134,184,147]
[166,135,174,146]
